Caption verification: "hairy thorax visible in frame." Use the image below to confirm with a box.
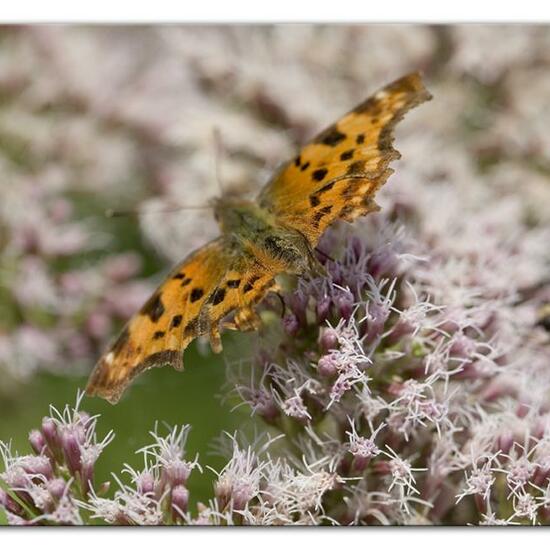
[212,197,319,275]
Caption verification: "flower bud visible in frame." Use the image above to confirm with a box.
[21,455,53,479]
[136,471,156,495]
[171,484,189,520]
[362,302,390,345]
[316,296,332,324]
[319,328,339,353]
[96,481,111,496]
[289,292,308,324]
[334,289,354,320]
[253,391,279,424]
[496,432,513,455]
[449,334,476,359]
[60,430,82,475]
[533,456,550,487]
[437,310,461,335]
[76,413,91,439]
[41,417,61,460]
[29,430,47,455]
[516,402,530,418]
[367,247,399,280]
[162,459,193,488]
[215,477,232,511]
[385,317,415,345]
[352,455,371,472]
[317,354,338,378]
[0,489,22,515]
[80,447,99,496]
[349,436,379,472]
[282,313,299,336]
[232,484,253,511]
[47,478,67,500]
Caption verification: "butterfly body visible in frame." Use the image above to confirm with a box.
[213,197,321,276]
[87,72,432,403]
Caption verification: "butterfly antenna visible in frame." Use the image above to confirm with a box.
[315,247,336,263]
[212,127,225,195]
[105,204,211,218]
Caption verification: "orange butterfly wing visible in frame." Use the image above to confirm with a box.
[259,72,432,245]
[86,238,279,403]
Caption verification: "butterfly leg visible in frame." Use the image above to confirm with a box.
[221,306,261,332]
[209,324,223,353]
[234,306,262,332]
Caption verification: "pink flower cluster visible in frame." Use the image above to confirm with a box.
[223,178,550,524]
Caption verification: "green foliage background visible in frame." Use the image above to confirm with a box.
[0,343,247,506]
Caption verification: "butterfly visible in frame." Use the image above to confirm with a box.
[86,72,432,403]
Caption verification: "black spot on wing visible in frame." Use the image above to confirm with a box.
[354,97,382,116]
[317,181,335,195]
[300,161,310,172]
[153,330,165,340]
[141,293,165,322]
[171,315,182,328]
[340,149,355,161]
[313,205,333,228]
[180,277,192,287]
[210,288,226,306]
[190,288,204,302]
[312,168,328,182]
[227,279,241,288]
[356,134,365,145]
[309,195,321,207]
[315,124,346,147]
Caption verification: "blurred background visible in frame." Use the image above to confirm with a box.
[1,25,549,502]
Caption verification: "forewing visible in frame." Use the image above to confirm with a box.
[259,72,431,245]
